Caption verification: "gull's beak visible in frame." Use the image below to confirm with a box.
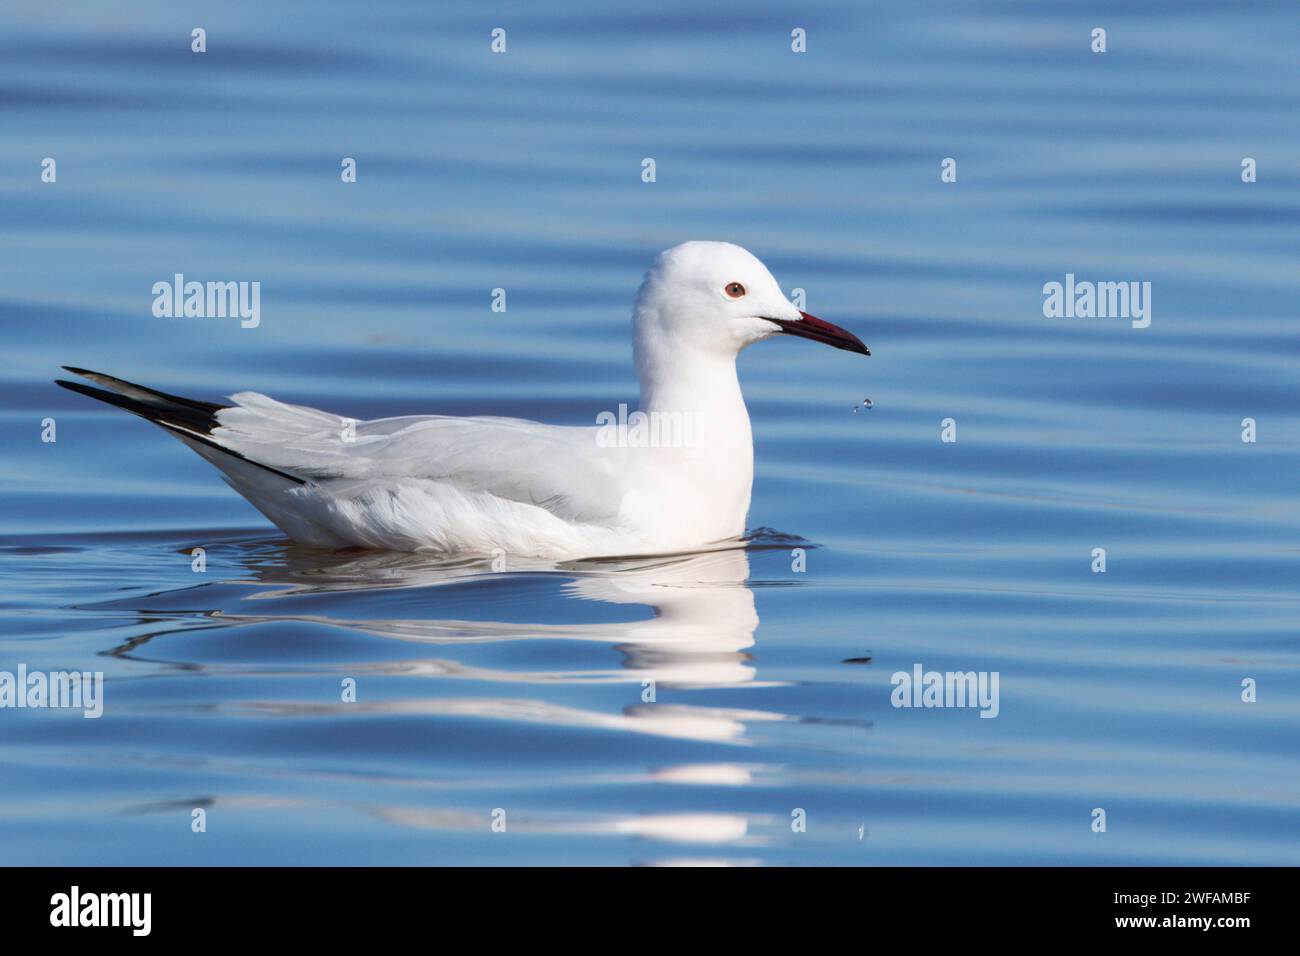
[766,311,870,356]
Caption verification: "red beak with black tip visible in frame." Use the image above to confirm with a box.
[767,311,870,356]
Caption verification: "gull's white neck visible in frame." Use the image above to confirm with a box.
[637,345,741,416]
[632,313,754,546]
[635,312,750,428]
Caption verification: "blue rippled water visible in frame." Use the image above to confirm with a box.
[1,1,1297,865]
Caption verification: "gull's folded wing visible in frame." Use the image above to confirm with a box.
[214,393,628,525]
[56,368,632,542]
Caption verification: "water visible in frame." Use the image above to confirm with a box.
[2,1,1298,865]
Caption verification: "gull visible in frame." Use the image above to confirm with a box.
[57,241,868,558]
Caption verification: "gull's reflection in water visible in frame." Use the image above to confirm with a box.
[106,538,815,857]
[121,539,795,745]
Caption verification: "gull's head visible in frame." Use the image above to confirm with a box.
[633,241,869,359]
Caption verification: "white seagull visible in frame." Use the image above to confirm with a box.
[58,241,868,559]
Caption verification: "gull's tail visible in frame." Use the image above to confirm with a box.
[54,367,306,486]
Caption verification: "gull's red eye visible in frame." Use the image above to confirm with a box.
[724,282,746,299]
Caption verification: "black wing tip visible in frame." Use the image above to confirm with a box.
[55,377,152,413]
[54,372,307,487]
[54,377,101,395]
[55,366,227,415]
